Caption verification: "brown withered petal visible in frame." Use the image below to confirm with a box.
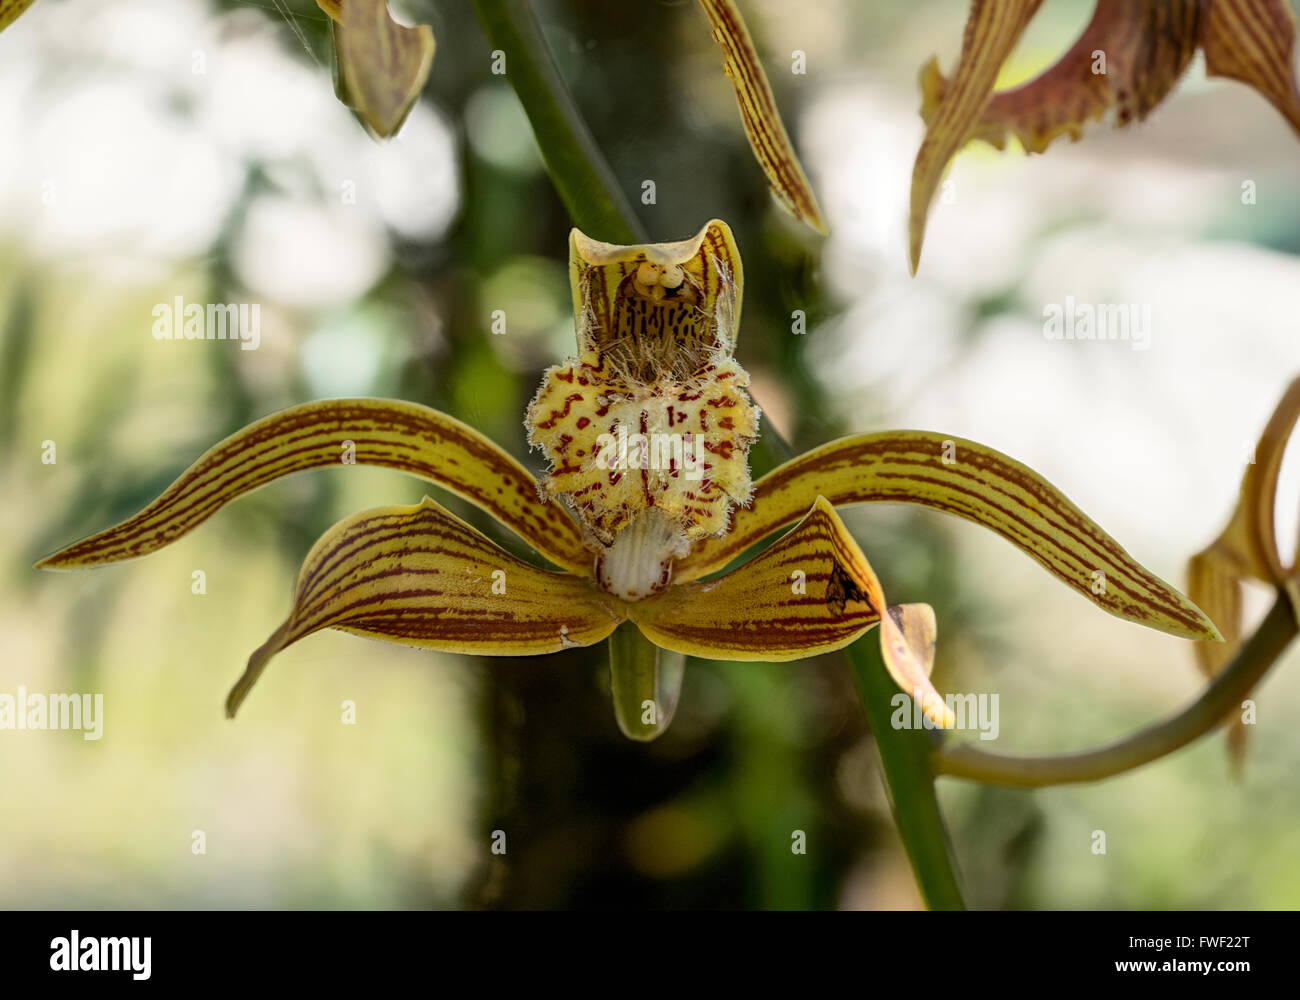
[226,497,624,717]
[1201,0,1300,136]
[919,0,1201,155]
[318,0,435,138]
[698,0,829,234]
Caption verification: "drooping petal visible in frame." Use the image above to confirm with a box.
[631,497,954,726]
[697,0,828,234]
[677,432,1220,642]
[881,603,955,729]
[318,0,435,139]
[1201,0,1300,136]
[36,398,592,575]
[1186,377,1300,767]
[919,0,1201,155]
[227,497,623,716]
[0,0,36,33]
[909,0,1043,274]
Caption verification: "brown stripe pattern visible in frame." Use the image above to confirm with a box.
[676,431,1219,641]
[226,497,623,716]
[920,0,1202,154]
[698,0,829,234]
[35,398,592,576]
[1202,0,1300,134]
[0,0,35,32]
[909,0,1044,273]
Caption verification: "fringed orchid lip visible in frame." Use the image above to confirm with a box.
[35,222,1219,742]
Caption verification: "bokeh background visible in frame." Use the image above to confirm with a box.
[2,0,1299,909]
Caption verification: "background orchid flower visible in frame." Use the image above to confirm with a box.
[37,220,1218,744]
[1188,377,1300,769]
[910,0,1300,272]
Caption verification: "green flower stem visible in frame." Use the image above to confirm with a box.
[936,593,1297,788]
[471,0,645,244]
[845,636,967,910]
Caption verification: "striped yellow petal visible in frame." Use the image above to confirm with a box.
[909,0,1043,274]
[919,0,1200,156]
[35,398,592,576]
[318,0,435,139]
[677,432,1219,641]
[227,497,623,716]
[0,0,35,33]
[697,0,828,234]
[1202,0,1300,136]
[1187,377,1300,767]
[631,497,953,724]
[882,603,955,729]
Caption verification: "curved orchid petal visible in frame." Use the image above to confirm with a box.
[697,0,828,234]
[677,432,1219,642]
[35,398,592,576]
[909,0,1042,273]
[631,497,954,726]
[0,0,35,33]
[1187,377,1300,767]
[228,497,623,716]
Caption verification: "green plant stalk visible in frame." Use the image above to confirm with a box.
[608,622,685,742]
[845,636,966,910]
[471,0,645,244]
[937,592,1297,787]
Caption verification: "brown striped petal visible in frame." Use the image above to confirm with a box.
[1202,0,1300,136]
[35,398,592,576]
[909,0,1043,274]
[677,432,1220,642]
[0,0,36,33]
[697,0,828,234]
[1186,377,1300,767]
[227,497,623,716]
[317,0,435,139]
[630,497,954,725]
[919,0,1201,156]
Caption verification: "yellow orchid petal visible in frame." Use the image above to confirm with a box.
[1202,0,1300,136]
[631,497,953,725]
[677,432,1219,642]
[1187,545,1249,769]
[1186,377,1300,769]
[227,497,623,716]
[0,0,36,33]
[36,398,591,576]
[318,0,435,139]
[919,0,1200,156]
[909,0,1043,274]
[882,603,956,729]
[697,0,828,234]
[529,221,759,599]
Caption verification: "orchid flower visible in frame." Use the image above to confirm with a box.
[37,220,1218,741]
[910,0,1300,272]
[1188,377,1300,768]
